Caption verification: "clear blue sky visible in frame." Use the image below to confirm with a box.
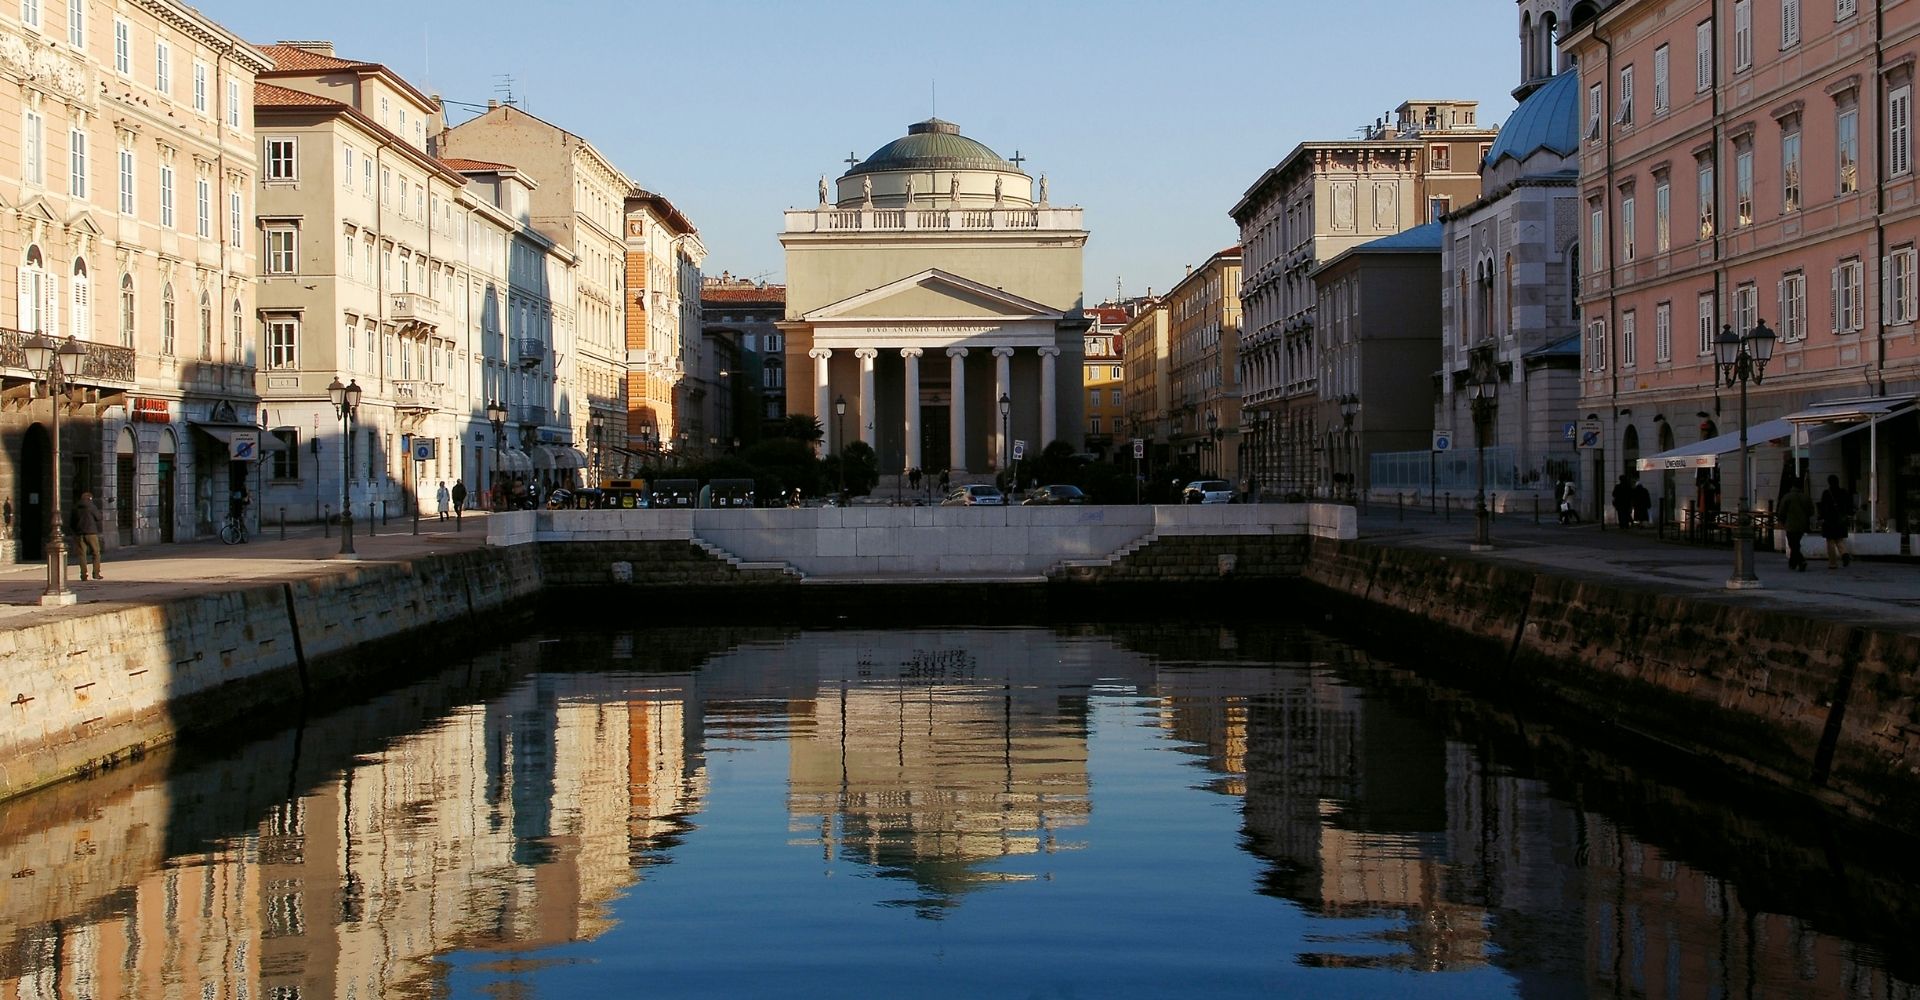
[197,0,1518,302]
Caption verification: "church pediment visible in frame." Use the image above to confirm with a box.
[805,268,1062,323]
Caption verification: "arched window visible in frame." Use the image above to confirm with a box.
[231,299,243,364]
[119,274,135,346]
[1521,12,1535,82]
[18,245,49,333]
[161,283,176,356]
[198,290,212,359]
[71,258,90,340]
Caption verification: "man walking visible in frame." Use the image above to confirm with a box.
[73,490,104,581]
[1778,479,1813,571]
[450,480,468,524]
[1611,474,1635,529]
[1818,474,1854,568]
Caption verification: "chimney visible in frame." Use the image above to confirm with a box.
[487,99,499,110]
[277,40,335,57]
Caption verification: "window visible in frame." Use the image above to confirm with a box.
[265,138,296,181]
[1838,107,1859,192]
[229,191,242,246]
[1655,179,1671,252]
[1891,86,1912,177]
[1734,282,1757,337]
[343,233,355,279]
[118,274,133,347]
[1833,258,1864,332]
[70,259,89,341]
[267,318,297,369]
[20,0,37,30]
[1698,162,1716,238]
[230,299,242,364]
[1780,272,1807,342]
[1428,196,1451,222]
[1088,388,1100,409]
[1587,82,1603,140]
[1111,365,1123,380]
[1886,247,1916,324]
[1089,416,1102,434]
[265,228,295,274]
[1696,21,1714,91]
[1591,202,1604,263]
[1735,148,1754,226]
[1654,44,1670,113]
[1782,0,1801,46]
[196,176,210,237]
[1621,194,1636,261]
[1837,0,1857,18]
[155,40,169,94]
[1655,301,1673,362]
[1617,66,1634,125]
[1697,291,1717,355]
[1733,0,1752,70]
[1782,131,1802,212]
[113,18,128,75]
[1587,318,1608,371]
[345,318,356,371]
[381,166,390,206]
[198,291,211,359]
[270,429,299,480]
[342,146,354,188]
[193,62,207,114]
[160,283,175,355]
[362,157,373,196]
[66,0,81,47]
[158,163,173,228]
[1430,144,1451,171]
[1622,310,1638,367]
[396,174,408,217]
[22,109,43,186]
[226,79,239,129]
[116,145,133,214]
[67,125,84,197]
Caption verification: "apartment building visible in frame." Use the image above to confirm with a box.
[624,189,703,458]
[2,1,269,557]
[1120,298,1169,474]
[701,273,787,448]
[1567,0,1920,543]
[1164,248,1243,485]
[1082,303,1128,459]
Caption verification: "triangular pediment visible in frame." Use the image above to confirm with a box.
[806,269,1063,323]
[66,210,104,237]
[16,196,57,225]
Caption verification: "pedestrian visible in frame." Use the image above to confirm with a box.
[436,481,451,521]
[451,479,467,512]
[938,469,950,494]
[1631,478,1651,526]
[73,490,104,581]
[908,467,922,491]
[1556,478,1579,524]
[1779,478,1813,571]
[1818,473,1855,568]
[1611,473,1634,529]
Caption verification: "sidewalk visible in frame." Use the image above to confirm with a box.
[0,513,494,630]
[1354,502,1920,635]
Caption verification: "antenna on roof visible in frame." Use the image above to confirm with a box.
[494,74,518,107]
[931,79,937,118]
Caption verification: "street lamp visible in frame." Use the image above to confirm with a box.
[1204,409,1220,477]
[487,399,508,506]
[1339,393,1361,500]
[1716,319,1777,589]
[1468,347,1499,550]
[588,413,605,487]
[834,394,848,495]
[21,334,88,606]
[328,378,363,556]
[999,391,1012,475]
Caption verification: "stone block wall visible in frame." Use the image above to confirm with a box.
[1053,535,1310,582]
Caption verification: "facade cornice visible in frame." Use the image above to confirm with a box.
[140,1,274,72]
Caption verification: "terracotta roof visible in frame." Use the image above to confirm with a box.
[702,285,786,304]
[254,44,373,73]
[254,81,346,109]
[440,157,516,172]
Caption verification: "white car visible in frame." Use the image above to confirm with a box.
[1183,480,1234,504]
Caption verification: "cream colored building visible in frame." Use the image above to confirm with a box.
[435,103,632,480]
[1165,248,1243,484]
[1,1,269,557]
[781,118,1089,479]
[623,189,704,458]
[1121,298,1169,469]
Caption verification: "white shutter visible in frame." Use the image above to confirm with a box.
[1851,263,1865,329]
[1832,266,1841,333]
[1778,278,1788,338]
[1697,22,1713,91]
[42,273,58,339]
[17,267,33,331]
[1783,0,1800,46]
[1882,254,1891,321]
[71,273,88,340]
[1891,88,1912,176]
[1837,0,1854,19]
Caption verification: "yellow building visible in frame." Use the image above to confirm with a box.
[1164,247,1243,485]
[1081,304,1128,459]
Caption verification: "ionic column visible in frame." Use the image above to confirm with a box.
[1037,346,1060,448]
[855,347,879,448]
[947,347,968,473]
[992,346,1015,470]
[901,348,923,474]
[809,348,833,451]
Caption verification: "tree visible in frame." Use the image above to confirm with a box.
[773,413,824,443]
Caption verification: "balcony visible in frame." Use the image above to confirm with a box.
[516,403,547,426]
[516,338,546,368]
[389,292,445,331]
[0,329,138,389]
[391,379,443,411]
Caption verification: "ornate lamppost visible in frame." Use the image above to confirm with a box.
[587,413,605,487]
[1203,409,1220,477]
[1715,319,1777,589]
[999,392,1012,473]
[487,399,508,507]
[1468,347,1499,550]
[1339,393,1361,500]
[22,334,88,606]
[328,378,363,556]
[834,394,848,495]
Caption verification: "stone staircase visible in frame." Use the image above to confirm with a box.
[689,538,805,580]
[1050,531,1161,579]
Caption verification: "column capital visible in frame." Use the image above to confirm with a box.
[991,346,1016,359]
[900,347,924,359]
[807,348,833,360]
[1036,346,1061,358]
[854,347,880,360]
[946,347,969,359]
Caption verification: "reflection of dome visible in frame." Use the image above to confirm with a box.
[846,119,1022,176]
[1482,69,1579,170]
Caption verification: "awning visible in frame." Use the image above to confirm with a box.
[531,444,558,470]
[1635,417,1795,471]
[552,446,587,470]
[1785,396,1916,447]
[495,448,534,475]
[191,422,290,451]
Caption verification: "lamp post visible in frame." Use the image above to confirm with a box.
[1468,348,1499,550]
[487,399,508,507]
[328,378,363,556]
[22,334,88,606]
[1203,409,1220,477]
[587,413,605,488]
[1339,393,1361,500]
[834,394,848,495]
[1716,319,1777,589]
[998,391,1012,477]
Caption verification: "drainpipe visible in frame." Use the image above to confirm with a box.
[1873,0,1889,398]
[1710,0,1726,425]
[1590,19,1621,510]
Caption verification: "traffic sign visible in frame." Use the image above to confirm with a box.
[1132,438,1145,460]
[1577,418,1604,450]
[228,432,258,461]
[1432,431,1452,453]
[1012,440,1026,461]
[1562,421,1578,441]
[412,439,436,461]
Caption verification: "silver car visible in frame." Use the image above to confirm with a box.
[1183,479,1234,504]
[941,485,1006,506]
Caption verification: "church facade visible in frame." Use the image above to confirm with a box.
[779,119,1089,477]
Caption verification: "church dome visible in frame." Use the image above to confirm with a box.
[846,119,1023,176]
[1482,68,1580,171]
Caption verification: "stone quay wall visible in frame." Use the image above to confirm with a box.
[1298,538,1920,831]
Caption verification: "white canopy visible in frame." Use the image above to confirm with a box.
[1634,418,1795,471]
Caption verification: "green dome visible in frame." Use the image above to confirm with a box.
[846,119,1021,176]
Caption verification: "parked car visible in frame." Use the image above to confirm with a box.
[1183,479,1234,504]
[941,485,1006,506]
[1022,484,1087,505]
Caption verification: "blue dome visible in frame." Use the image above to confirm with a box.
[1483,69,1580,170]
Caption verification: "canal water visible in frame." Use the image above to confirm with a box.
[3,621,1916,999]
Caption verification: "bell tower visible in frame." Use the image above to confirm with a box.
[1516,0,1575,101]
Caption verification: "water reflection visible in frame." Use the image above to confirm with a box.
[1,625,1915,998]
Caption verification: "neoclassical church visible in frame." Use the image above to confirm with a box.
[779,119,1089,477]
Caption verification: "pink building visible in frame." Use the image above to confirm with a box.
[1567,0,1920,545]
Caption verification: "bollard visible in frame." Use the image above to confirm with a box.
[412,503,420,536]
[279,506,287,540]
[382,500,389,525]
[368,502,377,536]
[1534,495,1540,525]
[323,504,331,538]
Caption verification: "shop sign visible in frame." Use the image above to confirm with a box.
[132,397,171,424]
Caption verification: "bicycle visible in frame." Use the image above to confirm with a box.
[220,509,249,545]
